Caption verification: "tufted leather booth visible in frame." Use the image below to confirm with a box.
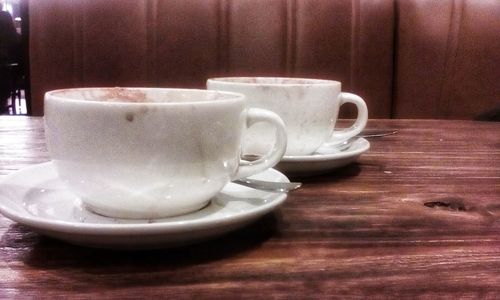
[29,0,499,119]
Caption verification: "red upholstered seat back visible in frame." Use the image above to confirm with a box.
[394,0,500,119]
[29,0,394,117]
[29,0,499,119]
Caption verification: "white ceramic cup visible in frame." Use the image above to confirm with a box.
[44,87,287,219]
[207,77,368,156]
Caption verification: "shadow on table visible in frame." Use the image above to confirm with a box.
[2,210,283,287]
[288,162,362,184]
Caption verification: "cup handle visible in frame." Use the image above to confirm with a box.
[232,108,287,180]
[326,92,368,143]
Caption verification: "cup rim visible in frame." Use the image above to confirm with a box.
[44,87,245,105]
[207,77,341,87]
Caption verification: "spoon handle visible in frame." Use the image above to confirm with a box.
[357,129,399,138]
[233,178,302,193]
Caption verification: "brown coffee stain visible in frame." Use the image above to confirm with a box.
[125,105,150,122]
[125,112,134,122]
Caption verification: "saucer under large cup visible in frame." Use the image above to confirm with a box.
[0,162,289,249]
[276,137,370,176]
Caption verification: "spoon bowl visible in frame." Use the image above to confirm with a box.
[233,177,302,193]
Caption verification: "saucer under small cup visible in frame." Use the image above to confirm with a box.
[276,137,370,176]
[0,162,289,249]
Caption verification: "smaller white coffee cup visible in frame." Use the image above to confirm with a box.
[44,87,287,219]
[207,77,368,156]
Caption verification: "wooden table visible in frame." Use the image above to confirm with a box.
[1,117,499,298]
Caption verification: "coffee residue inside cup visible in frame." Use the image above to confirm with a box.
[101,88,149,103]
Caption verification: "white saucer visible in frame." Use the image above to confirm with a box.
[0,162,289,249]
[276,138,370,176]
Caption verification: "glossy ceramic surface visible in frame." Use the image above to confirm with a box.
[207,77,368,156]
[0,162,289,249]
[44,87,287,219]
[276,138,370,176]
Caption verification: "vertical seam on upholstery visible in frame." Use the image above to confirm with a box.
[226,0,231,73]
[350,0,360,90]
[282,0,287,74]
[390,0,399,118]
[72,0,84,86]
[82,0,88,84]
[285,0,296,76]
[447,0,465,117]
[216,0,222,74]
[224,0,232,73]
[438,0,464,118]
[146,0,158,85]
[71,1,77,85]
[217,0,230,74]
[216,0,221,74]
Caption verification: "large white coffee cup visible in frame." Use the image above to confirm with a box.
[44,87,287,219]
[207,77,368,156]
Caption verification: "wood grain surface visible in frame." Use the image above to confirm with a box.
[0,117,499,299]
